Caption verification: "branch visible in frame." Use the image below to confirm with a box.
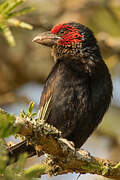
[97,32,120,53]
[6,140,36,165]
[1,102,119,179]
[9,111,120,179]
[95,128,120,147]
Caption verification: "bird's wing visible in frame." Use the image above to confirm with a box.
[38,60,90,139]
[39,89,53,122]
[39,65,59,122]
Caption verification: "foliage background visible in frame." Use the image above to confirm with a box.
[0,0,120,180]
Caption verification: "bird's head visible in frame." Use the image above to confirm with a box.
[33,22,100,61]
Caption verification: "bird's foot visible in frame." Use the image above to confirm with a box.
[59,138,75,151]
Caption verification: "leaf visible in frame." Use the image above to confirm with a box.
[0,139,8,173]
[28,101,34,117]
[0,22,15,46]
[113,162,120,169]
[0,0,34,46]
[7,18,33,30]
[0,109,16,138]
[24,164,47,178]
[20,109,27,118]
[9,7,34,17]
[0,0,9,14]
[31,112,37,117]
[3,0,24,15]
[39,96,52,120]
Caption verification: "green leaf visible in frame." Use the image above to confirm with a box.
[24,164,47,178]
[31,112,37,117]
[3,0,24,15]
[9,7,34,17]
[39,96,52,120]
[0,139,8,173]
[0,109,16,138]
[113,162,120,169]
[28,101,34,117]
[0,0,9,14]
[20,109,27,118]
[0,22,15,46]
[7,18,33,30]
[0,0,34,46]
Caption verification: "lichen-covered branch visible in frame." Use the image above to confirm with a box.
[12,111,120,179]
[0,104,119,179]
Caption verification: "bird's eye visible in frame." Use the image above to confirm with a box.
[60,29,64,34]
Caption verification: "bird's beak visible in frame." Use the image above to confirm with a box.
[32,31,61,47]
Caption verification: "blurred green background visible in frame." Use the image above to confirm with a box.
[0,0,120,180]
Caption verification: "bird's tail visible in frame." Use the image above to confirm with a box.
[7,140,36,165]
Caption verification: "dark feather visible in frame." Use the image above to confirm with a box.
[39,57,112,148]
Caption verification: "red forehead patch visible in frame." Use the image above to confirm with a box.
[51,24,70,34]
[51,24,83,46]
[51,24,81,34]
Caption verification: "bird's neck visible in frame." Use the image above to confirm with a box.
[54,57,90,76]
[54,52,106,79]
[51,44,102,63]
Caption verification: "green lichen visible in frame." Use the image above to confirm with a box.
[81,162,102,172]
[113,162,120,169]
[102,167,109,176]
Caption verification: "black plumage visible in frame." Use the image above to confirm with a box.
[33,22,113,148]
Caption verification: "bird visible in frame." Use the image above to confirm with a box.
[32,22,112,148]
[7,22,113,164]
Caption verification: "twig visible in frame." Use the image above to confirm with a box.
[95,128,120,147]
[6,140,36,165]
